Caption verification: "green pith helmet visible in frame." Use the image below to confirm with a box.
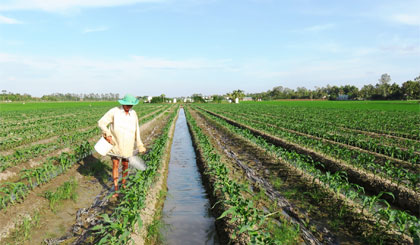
[118,94,139,105]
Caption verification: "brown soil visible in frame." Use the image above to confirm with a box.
[201,108,420,215]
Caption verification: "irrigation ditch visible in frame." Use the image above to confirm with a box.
[160,108,219,244]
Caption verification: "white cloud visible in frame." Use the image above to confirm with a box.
[391,14,420,26]
[0,0,165,12]
[303,23,335,32]
[0,53,235,96]
[0,14,21,24]
[83,26,109,33]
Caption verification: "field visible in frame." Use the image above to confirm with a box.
[0,101,178,244]
[187,100,420,244]
[0,100,419,244]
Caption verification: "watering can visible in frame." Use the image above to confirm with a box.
[108,150,147,171]
[94,137,147,171]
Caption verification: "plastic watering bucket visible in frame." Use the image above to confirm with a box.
[94,137,113,156]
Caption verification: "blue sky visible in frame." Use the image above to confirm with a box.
[0,0,419,97]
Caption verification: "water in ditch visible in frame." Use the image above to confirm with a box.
[161,108,219,245]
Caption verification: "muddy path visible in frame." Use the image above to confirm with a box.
[190,108,412,244]
[0,106,175,244]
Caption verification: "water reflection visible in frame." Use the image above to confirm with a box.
[162,108,219,245]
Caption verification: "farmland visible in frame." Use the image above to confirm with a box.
[0,100,419,244]
[0,101,178,244]
[187,100,419,244]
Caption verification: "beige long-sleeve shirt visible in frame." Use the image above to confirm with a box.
[98,106,144,158]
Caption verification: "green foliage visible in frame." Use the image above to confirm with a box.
[185,107,301,244]
[193,104,420,241]
[9,211,40,244]
[92,106,179,244]
[44,178,78,212]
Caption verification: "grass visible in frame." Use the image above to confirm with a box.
[43,178,78,213]
[8,211,40,244]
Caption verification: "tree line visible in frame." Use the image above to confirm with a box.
[2,74,419,102]
[248,74,420,100]
[0,92,120,102]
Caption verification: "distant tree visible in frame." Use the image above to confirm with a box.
[388,83,403,100]
[342,85,359,99]
[228,89,245,100]
[402,80,420,100]
[414,74,420,82]
[191,94,206,103]
[151,96,163,103]
[378,73,391,98]
[212,95,224,103]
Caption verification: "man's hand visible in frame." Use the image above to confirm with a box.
[105,136,113,144]
[138,145,146,153]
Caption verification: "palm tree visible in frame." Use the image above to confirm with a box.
[230,89,245,100]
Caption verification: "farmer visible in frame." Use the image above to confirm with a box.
[98,94,146,198]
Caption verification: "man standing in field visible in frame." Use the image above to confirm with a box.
[98,94,146,198]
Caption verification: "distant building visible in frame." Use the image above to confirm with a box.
[184,97,193,103]
[242,97,253,101]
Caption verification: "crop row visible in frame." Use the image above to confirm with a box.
[235,109,419,162]
[198,107,420,212]
[0,142,91,210]
[199,106,419,192]
[0,105,170,172]
[185,107,302,244]
[91,106,179,244]
[192,107,419,243]
[201,105,419,163]
[0,104,171,211]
